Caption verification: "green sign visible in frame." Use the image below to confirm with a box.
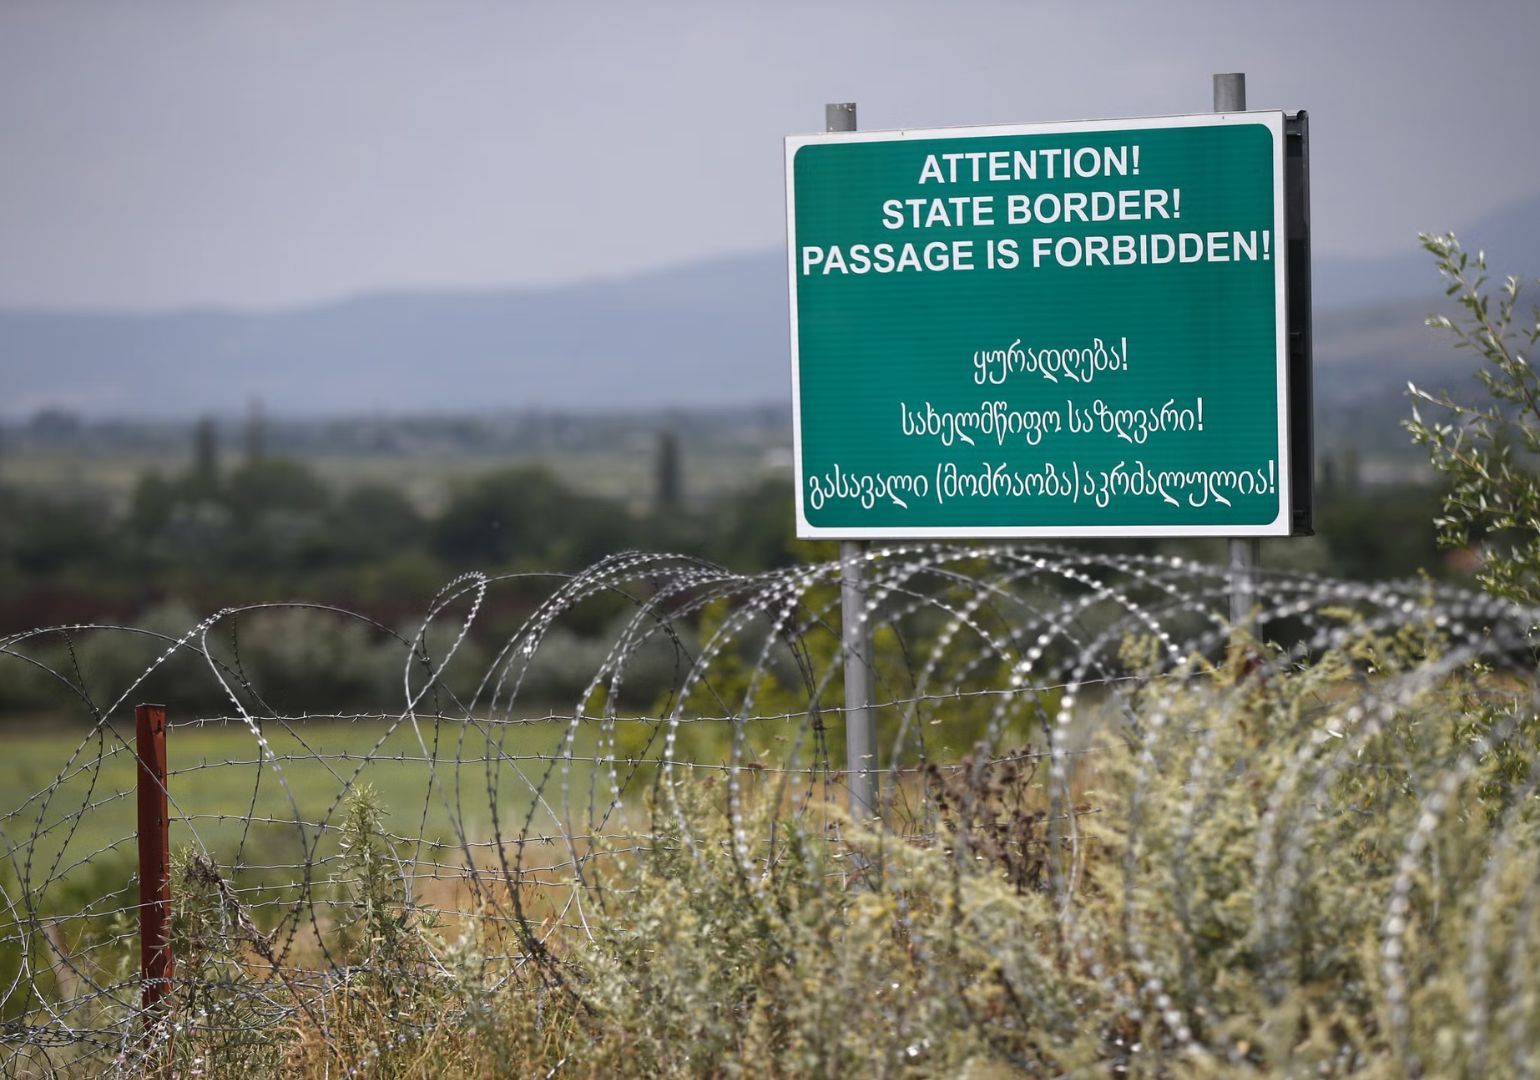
[785,112,1291,538]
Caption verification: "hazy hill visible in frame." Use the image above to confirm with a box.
[1315,189,1540,311]
[3,192,1537,462]
[0,255,789,417]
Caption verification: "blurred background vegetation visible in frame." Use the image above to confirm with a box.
[0,401,1460,721]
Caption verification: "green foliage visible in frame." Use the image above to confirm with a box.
[520,772,1072,1077]
[0,489,113,577]
[433,465,621,570]
[642,592,1058,781]
[1313,484,1446,581]
[695,476,837,570]
[334,783,423,975]
[1406,234,1540,604]
[0,603,492,718]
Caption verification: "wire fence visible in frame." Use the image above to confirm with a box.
[1,545,1537,1076]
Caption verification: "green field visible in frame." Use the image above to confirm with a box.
[0,715,631,913]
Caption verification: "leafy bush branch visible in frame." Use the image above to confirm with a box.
[1406,233,1540,604]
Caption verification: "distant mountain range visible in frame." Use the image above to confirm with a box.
[3,192,1538,460]
[0,255,789,417]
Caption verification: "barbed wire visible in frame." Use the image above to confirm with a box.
[0,544,1536,1075]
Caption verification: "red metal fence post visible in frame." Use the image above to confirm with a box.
[135,703,173,1028]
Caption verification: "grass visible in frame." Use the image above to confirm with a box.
[28,629,1529,1079]
[0,715,614,916]
[4,614,1539,1077]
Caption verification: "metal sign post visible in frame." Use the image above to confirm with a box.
[1215,72,1262,634]
[827,101,879,821]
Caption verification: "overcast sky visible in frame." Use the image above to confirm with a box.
[2,0,1536,312]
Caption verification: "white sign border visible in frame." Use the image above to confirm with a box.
[784,110,1292,540]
